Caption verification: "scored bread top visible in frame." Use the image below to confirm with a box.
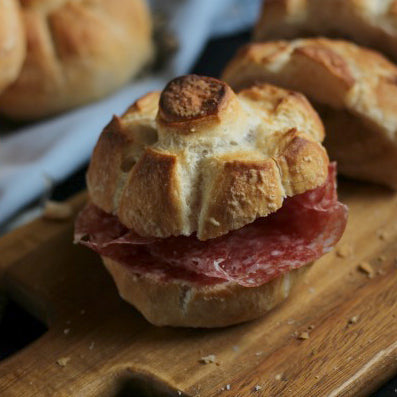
[254,0,397,62]
[222,38,397,145]
[0,0,153,120]
[87,75,328,241]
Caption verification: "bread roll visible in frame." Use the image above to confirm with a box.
[254,0,397,62]
[103,256,310,327]
[222,38,397,190]
[0,0,25,94]
[87,75,328,241]
[0,0,153,120]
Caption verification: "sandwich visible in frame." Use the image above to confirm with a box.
[75,75,347,327]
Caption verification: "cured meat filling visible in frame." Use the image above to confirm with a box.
[75,164,347,287]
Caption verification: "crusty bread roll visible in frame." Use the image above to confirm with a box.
[222,38,397,190]
[254,0,397,62]
[0,0,153,120]
[0,0,25,94]
[87,75,328,241]
[103,257,310,327]
[74,75,347,327]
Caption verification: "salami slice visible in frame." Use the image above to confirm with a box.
[75,163,347,287]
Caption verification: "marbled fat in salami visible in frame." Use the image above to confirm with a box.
[75,163,347,287]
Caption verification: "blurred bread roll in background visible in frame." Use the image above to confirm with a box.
[0,0,25,94]
[254,0,397,62]
[222,38,397,190]
[0,0,153,120]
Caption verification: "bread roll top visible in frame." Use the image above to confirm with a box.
[87,75,328,240]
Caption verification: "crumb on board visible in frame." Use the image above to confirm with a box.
[308,324,315,330]
[336,243,353,258]
[255,351,263,356]
[348,315,359,325]
[378,255,386,262]
[221,384,231,391]
[89,341,95,350]
[199,354,216,364]
[376,230,389,241]
[63,328,70,335]
[56,357,71,367]
[43,201,73,221]
[358,262,375,278]
[287,319,295,325]
[177,391,182,396]
[275,374,282,381]
[298,331,310,340]
[253,385,262,392]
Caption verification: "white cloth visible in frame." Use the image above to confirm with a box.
[0,0,261,225]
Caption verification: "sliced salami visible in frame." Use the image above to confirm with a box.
[75,163,347,287]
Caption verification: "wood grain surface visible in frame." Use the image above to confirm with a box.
[0,180,396,397]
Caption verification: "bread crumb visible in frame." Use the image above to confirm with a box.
[336,243,353,258]
[177,391,182,396]
[377,230,389,241]
[253,385,262,391]
[298,331,310,340]
[255,351,263,356]
[208,217,220,226]
[89,341,95,350]
[315,375,320,379]
[223,384,231,391]
[275,374,282,381]
[63,328,70,335]
[308,324,315,330]
[56,357,71,367]
[378,255,386,262]
[308,287,315,294]
[43,201,73,221]
[232,345,239,352]
[199,354,216,364]
[348,315,359,325]
[287,319,295,325]
[303,156,312,162]
[358,262,375,278]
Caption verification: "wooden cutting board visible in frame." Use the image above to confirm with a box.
[0,180,396,397]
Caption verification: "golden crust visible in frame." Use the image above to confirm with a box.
[0,0,153,120]
[102,256,310,328]
[87,75,328,240]
[0,0,25,94]
[254,0,397,62]
[222,38,397,189]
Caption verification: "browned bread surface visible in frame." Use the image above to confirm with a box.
[254,0,397,62]
[87,75,328,241]
[102,256,310,327]
[0,0,153,120]
[0,0,25,94]
[222,38,397,189]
